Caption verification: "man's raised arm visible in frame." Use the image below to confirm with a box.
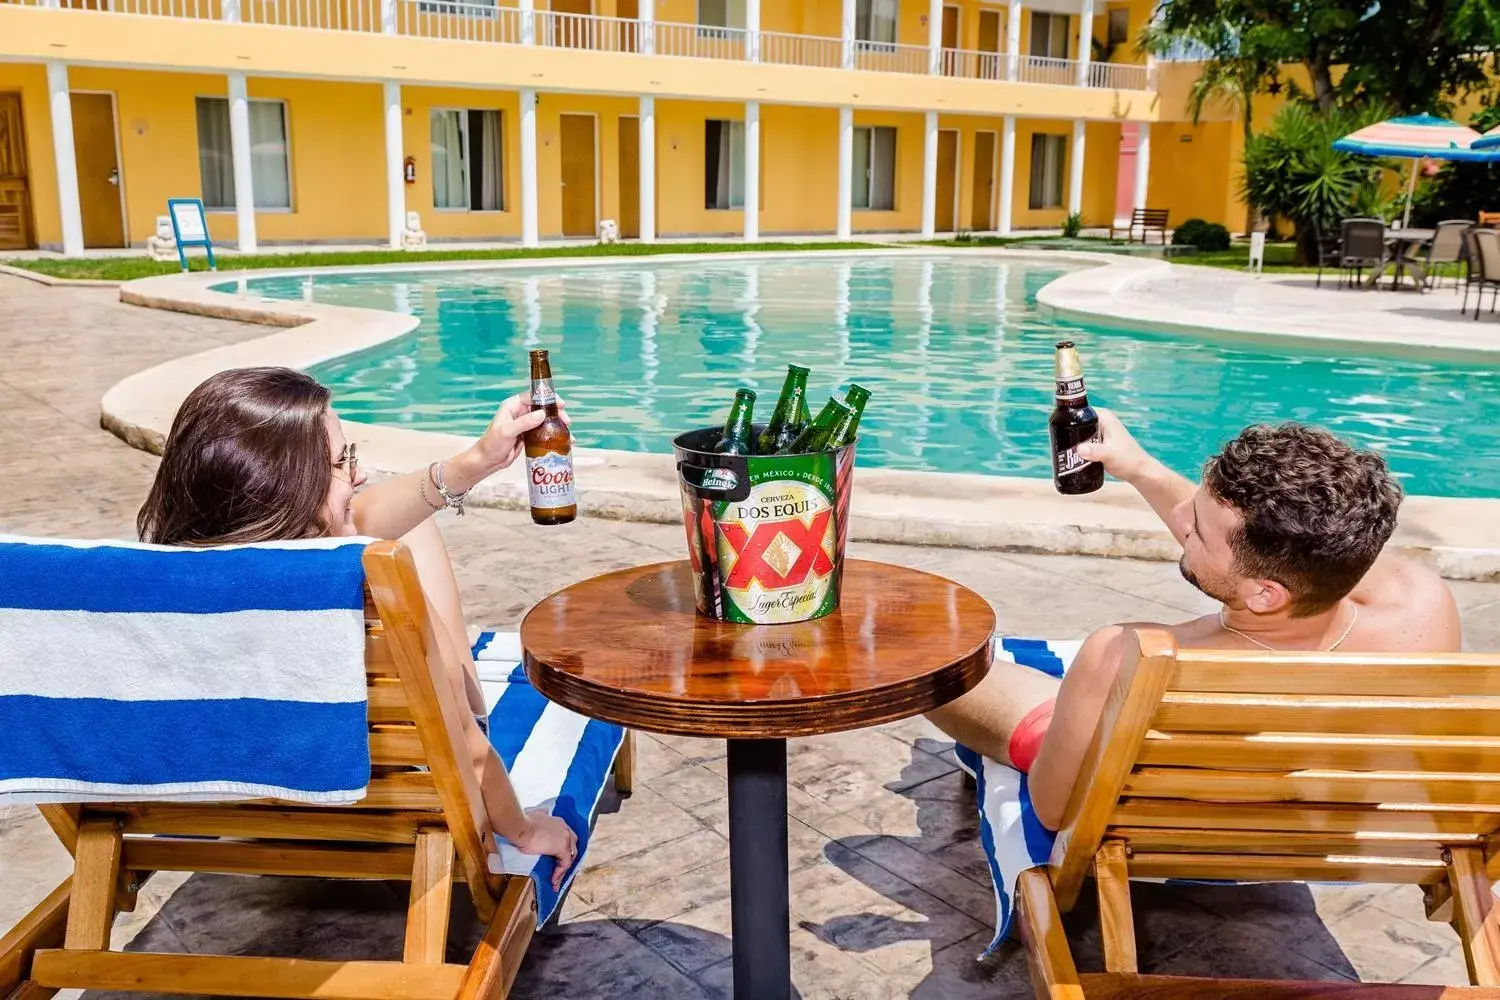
[1076,409,1196,544]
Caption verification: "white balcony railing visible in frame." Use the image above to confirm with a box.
[7,0,1155,91]
[1087,60,1150,91]
[398,0,520,44]
[1016,54,1078,86]
[760,28,842,69]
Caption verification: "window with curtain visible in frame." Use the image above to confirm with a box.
[195,96,291,211]
[703,120,746,210]
[1028,133,1066,209]
[430,109,505,212]
[855,0,897,44]
[698,0,745,30]
[852,126,896,211]
[1029,11,1069,58]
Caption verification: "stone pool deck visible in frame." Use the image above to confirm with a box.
[2,272,1499,999]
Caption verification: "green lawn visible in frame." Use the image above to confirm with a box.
[1172,242,1321,273]
[3,240,890,282]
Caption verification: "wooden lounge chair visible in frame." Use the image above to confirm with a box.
[0,539,634,1000]
[1109,209,1170,245]
[1017,628,1500,999]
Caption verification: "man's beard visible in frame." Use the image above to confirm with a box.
[1180,557,1234,605]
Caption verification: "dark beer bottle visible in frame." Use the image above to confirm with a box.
[785,396,852,453]
[828,383,871,449]
[523,349,578,524]
[755,364,810,455]
[1049,340,1104,495]
[716,388,756,455]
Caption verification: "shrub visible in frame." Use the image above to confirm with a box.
[1172,218,1231,252]
[1062,211,1085,238]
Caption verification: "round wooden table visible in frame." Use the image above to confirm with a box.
[520,559,995,999]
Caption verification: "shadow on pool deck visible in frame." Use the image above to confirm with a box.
[809,738,1364,996]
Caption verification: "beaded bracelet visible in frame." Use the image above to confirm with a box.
[429,461,470,517]
[418,467,444,512]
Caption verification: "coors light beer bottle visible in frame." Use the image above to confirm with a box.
[523,349,577,524]
[1049,340,1104,495]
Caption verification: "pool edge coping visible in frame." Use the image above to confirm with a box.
[101,248,1500,582]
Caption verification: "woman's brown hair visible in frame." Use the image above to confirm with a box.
[138,367,336,545]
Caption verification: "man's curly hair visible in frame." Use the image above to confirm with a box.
[1202,424,1402,618]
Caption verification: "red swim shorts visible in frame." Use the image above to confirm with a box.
[1007,699,1056,774]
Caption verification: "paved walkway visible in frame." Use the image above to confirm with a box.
[1,274,1496,998]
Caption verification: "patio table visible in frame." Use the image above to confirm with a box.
[1365,227,1435,289]
[519,559,995,999]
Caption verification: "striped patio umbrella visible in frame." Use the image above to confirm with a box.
[1472,123,1500,151]
[1333,113,1490,226]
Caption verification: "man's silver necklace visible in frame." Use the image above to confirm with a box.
[1217,605,1359,652]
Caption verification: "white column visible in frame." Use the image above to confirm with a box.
[383,82,404,249]
[745,0,760,62]
[1068,119,1085,216]
[998,115,1015,234]
[840,0,856,68]
[836,106,853,239]
[520,88,539,246]
[920,111,938,238]
[46,62,84,258]
[379,0,393,32]
[744,101,760,241]
[1133,121,1150,210]
[1075,0,1093,85]
[227,72,257,254]
[927,0,943,74]
[520,0,534,45]
[639,96,656,241]
[638,0,653,54]
[1006,0,1022,80]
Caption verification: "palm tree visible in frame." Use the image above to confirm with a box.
[1138,14,1279,234]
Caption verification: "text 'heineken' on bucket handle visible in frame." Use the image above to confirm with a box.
[677,453,752,503]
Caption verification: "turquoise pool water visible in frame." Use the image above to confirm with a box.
[230,256,1500,498]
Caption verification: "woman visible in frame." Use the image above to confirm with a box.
[138,366,578,887]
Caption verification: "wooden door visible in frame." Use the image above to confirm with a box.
[936,129,957,234]
[617,0,637,51]
[978,9,1001,78]
[0,92,34,251]
[618,116,639,239]
[940,5,959,75]
[560,114,597,238]
[971,130,995,231]
[70,92,125,248]
[550,0,593,47]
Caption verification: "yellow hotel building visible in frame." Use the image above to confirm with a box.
[0,0,1176,253]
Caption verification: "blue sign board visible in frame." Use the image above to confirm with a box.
[166,198,217,272]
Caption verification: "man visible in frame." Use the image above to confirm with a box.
[927,410,1461,831]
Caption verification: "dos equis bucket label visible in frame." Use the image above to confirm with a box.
[712,460,840,625]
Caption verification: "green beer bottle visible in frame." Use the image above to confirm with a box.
[784,397,852,454]
[716,388,756,455]
[827,383,871,449]
[755,364,810,454]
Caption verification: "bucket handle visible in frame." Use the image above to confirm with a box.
[678,455,752,503]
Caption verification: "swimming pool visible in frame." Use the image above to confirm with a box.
[231,255,1500,498]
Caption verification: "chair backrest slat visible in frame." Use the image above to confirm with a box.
[1050,629,1500,909]
[1341,218,1386,260]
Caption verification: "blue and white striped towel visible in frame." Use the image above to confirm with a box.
[472,630,626,927]
[953,636,1083,957]
[0,535,373,806]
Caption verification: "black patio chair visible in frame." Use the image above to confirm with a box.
[1338,218,1387,289]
